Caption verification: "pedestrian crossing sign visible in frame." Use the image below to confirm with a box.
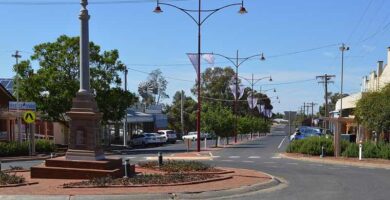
[23,111,36,124]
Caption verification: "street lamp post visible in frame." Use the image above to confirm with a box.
[154,0,247,152]
[211,51,265,143]
[335,43,349,157]
[241,74,272,138]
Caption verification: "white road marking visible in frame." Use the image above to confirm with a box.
[248,156,261,159]
[126,157,136,159]
[264,161,276,164]
[278,136,287,149]
[309,163,323,167]
[229,156,240,159]
[286,162,298,165]
[242,160,254,163]
[221,160,234,162]
[271,156,282,159]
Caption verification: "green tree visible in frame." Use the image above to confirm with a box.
[201,103,234,145]
[13,35,137,126]
[166,91,197,133]
[355,84,390,135]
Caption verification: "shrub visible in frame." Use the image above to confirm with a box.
[138,160,213,172]
[0,142,29,157]
[363,142,380,158]
[0,140,55,157]
[286,136,334,156]
[0,171,26,185]
[377,142,390,159]
[35,139,56,153]
[342,143,359,158]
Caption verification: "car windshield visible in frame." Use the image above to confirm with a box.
[144,133,154,137]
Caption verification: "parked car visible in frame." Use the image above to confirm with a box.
[128,134,146,147]
[151,133,167,145]
[157,130,177,143]
[182,132,211,140]
[290,126,322,141]
[141,133,165,146]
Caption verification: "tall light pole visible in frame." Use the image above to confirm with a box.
[336,43,349,157]
[154,0,247,152]
[123,68,128,147]
[12,50,22,142]
[212,51,265,143]
[241,74,272,137]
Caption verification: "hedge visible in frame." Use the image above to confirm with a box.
[0,140,56,157]
[287,137,390,160]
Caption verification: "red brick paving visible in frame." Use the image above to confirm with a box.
[0,167,271,195]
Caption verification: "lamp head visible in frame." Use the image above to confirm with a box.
[273,89,276,93]
[239,1,247,14]
[154,5,163,13]
[269,76,272,82]
[260,53,266,61]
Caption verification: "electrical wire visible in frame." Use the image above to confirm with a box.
[262,78,316,86]
[346,0,374,44]
[126,66,194,83]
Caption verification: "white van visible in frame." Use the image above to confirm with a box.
[157,130,177,143]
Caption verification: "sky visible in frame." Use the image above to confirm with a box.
[1,0,390,114]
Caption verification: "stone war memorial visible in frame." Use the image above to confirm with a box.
[30,0,128,179]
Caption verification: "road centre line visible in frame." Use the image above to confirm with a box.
[248,156,261,159]
[278,136,287,149]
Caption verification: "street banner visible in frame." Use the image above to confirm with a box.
[247,95,258,109]
[202,53,215,66]
[187,53,199,75]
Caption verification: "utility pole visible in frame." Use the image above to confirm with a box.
[12,50,22,142]
[316,74,335,129]
[181,90,184,135]
[123,68,128,147]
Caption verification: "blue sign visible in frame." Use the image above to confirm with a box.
[9,101,36,111]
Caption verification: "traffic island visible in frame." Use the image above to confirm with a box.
[0,165,282,199]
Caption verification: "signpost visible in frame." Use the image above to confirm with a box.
[9,101,36,111]
[23,111,36,156]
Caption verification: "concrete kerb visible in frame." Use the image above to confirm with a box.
[0,175,286,200]
[280,153,390,170]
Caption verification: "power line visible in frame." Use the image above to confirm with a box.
[346,0,374,44]
[126,66,194,83]
[262,78,316,86]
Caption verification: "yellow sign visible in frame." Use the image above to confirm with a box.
[23,111,36,124]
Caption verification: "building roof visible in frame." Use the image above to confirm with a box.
[124,110,154,123]
[335,92,362,111]
[0,78,14,94]
[0,79,15,101]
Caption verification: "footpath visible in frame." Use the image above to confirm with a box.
[281,153,390,170]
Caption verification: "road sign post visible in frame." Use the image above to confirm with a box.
[23,111,36,156]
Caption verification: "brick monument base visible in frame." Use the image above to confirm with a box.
[31,156,135,179]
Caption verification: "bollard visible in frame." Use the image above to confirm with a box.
[50,153,54,159]
[204,137,207,150]
[0,160,2,171]
[320,146,324,158]
[123,159,130,178]
[359,143,363,161]
[158,152,163,167]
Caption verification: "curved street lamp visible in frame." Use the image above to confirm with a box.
[153,0,247,152]
[211,51,265,143]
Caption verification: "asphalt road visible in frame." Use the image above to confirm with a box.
[3,125,390,200]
